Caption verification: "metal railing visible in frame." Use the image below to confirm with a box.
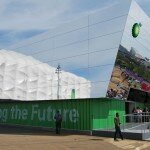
[92,113,150,134]
[122,113,150,134]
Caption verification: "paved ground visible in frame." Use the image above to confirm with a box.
[0,126,150,150]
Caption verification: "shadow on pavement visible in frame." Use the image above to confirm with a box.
[0,124,70,136]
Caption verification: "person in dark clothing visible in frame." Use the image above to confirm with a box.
[143,107,149,122]
[54,110,62,134]
[114,112,123,141]
[132,107,137,122]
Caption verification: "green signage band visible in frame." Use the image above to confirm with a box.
[0,98,125,131]
[132,23,142,38]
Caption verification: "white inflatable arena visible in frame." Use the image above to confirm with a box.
[0,50,91,100]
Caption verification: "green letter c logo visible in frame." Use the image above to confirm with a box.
[132,23,142,38]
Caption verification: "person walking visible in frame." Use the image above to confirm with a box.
[54,110,62,134]
[114,112,123,141]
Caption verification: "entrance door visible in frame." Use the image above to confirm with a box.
[125,101,136,114]
[125,101,136,122]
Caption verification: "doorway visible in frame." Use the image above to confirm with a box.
[125,101,136,122]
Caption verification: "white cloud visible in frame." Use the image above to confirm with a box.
[0,0,125,30]
[0,0,71,29]
[0,0,149,48]
[0,0,148,30]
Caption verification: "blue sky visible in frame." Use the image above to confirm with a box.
[0,0,149,48]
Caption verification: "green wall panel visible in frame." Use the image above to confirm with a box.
[0,98,126,131]
[91,98,125,130]
[0,99,92,131]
